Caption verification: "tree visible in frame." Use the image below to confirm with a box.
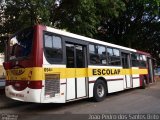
[97,0,160,64]
[51,0,125,38]
[0,0,160,64]
[0,0,54,52]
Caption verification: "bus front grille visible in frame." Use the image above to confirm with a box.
[45,74,60,98]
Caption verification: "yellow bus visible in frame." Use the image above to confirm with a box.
[3,25,155,103]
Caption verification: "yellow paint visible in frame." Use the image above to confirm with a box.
[6,67,148,81]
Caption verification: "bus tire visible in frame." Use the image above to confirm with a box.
[141,77,147,89]
[93,80,107,102]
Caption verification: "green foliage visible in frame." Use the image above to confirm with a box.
[52,0,97,37]
[0,0,54,52]
[52,0,125,38]
[96,0,160,64]
[0,0,160,64]
[2,0,53,31]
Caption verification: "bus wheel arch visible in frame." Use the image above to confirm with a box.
[93,77,107,102]
[141,75,148,89]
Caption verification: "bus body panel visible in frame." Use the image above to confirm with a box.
[3,25,154,103]
[132,67,140,88]
[5,86,42,102]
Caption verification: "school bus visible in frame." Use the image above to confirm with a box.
[3,25,155,103]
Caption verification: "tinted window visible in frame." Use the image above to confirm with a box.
[44,34,63,63]
[89,44,95,54]
[107,48,113,56]
[89,44,107,65]
[10,28,34,60]
[122,53,129,68]
[89,44,100,64]
[113,49,120,56]
[131,54,139,67]
[139,54,146,68]
[66,44,85,68]
[76,45,85,68]
[44,35,52,48]
[66,44,74,68]
[107,48,121,66]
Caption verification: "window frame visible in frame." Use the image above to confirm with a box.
[9,27,34,61]
[43,31,64,64]
[107,47,121,66]
[89,43,107,65]
[139,54,147,68]
[131,53,140,67]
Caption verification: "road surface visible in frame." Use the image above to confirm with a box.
[0,81,160,120]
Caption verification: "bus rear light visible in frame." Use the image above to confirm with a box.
[6,80,42,90]
[28,81,42,89]
[12,81,28,91]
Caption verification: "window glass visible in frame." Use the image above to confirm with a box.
[98,45,106,65]
[107,47,121,66]
[113,49,120,56]
[89,44,107,65]
[53,36,62,48]
[139,54,146,67]
[44,35,52,48]
[44,34,63,63]
[89,44,100,64]
[131,53,139,67]
[76,45,85,68]
[139,55,143,60]
[10,28,34,60]
[137,54,140,60]
[98,46,105,55]
[66,44,74,68]
[131,54,137,60]
[122,53,129,68]
[142,55,146,61]
[89,44,95,54]
[107,48,113,56]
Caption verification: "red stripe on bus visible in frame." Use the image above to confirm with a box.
[89,78,123,83]
[132,77,140,79]
[106,78,123,81]
[6,80,42,91]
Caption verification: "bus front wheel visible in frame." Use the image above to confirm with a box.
[93,80,107,102]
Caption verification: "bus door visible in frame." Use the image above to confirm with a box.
[66,43,87,100]
[121,52,132,88]
[147,57,154,83]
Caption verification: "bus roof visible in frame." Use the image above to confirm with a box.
[43,25,150,55]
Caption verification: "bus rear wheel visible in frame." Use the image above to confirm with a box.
[141,77,147,89]
[93,80,107,102]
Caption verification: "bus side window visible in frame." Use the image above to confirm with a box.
[131,53,139,67]
[139,55,147,68]
[89,44,107,65]
[97,45,106,65]
[107,48,121,66]
[89,44,100,64]
[44,34,63,63]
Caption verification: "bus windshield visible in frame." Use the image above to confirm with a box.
[9,28,34,60]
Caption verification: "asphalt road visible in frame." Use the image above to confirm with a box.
[0,81,160,120]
